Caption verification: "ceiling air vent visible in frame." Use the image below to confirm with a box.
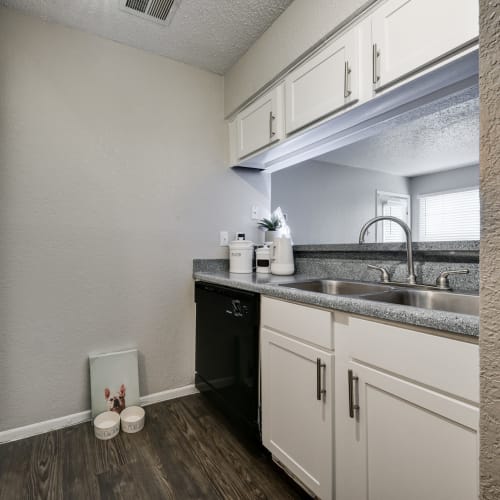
[120,0,180,25]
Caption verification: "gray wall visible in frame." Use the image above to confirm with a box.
[271,160,409,244]
[409,165,479,239]
[0,8,269,431]
[479,0,500,497]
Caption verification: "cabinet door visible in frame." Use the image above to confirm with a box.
[335,360,479,500]
[236,85,283,159]
[261,328,334,499]
[371,0,478,89]
[285,28,358,134]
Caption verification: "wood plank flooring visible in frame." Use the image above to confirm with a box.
[0,395,310,500]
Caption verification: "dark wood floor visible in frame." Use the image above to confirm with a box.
[0,394,310,500]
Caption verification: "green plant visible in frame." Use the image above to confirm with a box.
[257,215,282,231]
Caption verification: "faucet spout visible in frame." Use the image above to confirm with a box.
[359,216,416,285]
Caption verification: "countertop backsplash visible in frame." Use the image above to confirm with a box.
[193,259,229,274]
[293,258,479,292]
[194,241,479,292]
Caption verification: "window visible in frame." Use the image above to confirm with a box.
[376,191,410,243]
[418,187,479,241]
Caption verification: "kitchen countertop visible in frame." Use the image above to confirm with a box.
[193,271,479,339]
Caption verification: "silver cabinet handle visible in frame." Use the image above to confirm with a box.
[344,61,352,98]
[317,358,326,401]
[367,264,390,283]
[372,43,380,84]
[348,369,360,418]
[269,111,276,139]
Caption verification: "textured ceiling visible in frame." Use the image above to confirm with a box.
[0,0,293,74]
[317,87,479,177]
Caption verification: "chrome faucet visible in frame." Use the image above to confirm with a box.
[359,216,417,285]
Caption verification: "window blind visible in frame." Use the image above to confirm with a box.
[418,188,479,241]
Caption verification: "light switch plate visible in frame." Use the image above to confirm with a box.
[251,205,259,220]
[219,231,229,246]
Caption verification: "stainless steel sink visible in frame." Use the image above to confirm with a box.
[280,279,479,316]
[280,279,392,295]
[361,290,479,316]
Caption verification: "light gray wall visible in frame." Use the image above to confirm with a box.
[479,0,500,496]
[409,165,479,239]
[224,0,373,115]
[0,8,269,431]
[271,161,409,244]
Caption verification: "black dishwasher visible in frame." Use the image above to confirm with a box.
[195,281,260,438]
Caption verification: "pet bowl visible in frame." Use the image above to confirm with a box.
[93,411,120,440]
[120,406,145,433]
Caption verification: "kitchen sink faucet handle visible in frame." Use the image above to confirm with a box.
[367,265,390,283]
[435,269,470,290]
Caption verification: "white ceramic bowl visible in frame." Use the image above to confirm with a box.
[94,411,120,440]
[120,406,145,433]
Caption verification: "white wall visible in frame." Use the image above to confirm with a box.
[409,165,479,239]
[0,7,270,431]
[271,161,409,244]
[224,0,373,116]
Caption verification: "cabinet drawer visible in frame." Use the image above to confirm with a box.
[261,296,333,349]
[335,314,479,403]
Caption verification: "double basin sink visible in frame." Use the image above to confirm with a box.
[280,279,479,316]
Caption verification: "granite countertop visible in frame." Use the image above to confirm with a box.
[193,270,479,339]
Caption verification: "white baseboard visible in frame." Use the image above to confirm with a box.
[139,384,198,407]
[0,383,198,444]
[0,410,92,445]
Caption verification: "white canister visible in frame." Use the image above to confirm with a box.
[256,245,271,274]
[229,240,254,274]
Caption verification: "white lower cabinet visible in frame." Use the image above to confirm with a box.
[260,297,479,500]
[336,361,478,500]
[261,328,334,499]
[335,315,479,500]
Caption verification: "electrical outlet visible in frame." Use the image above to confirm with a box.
[251,205,259,220]
[219,231,229,246]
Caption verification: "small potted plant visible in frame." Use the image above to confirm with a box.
[258,215,282,243]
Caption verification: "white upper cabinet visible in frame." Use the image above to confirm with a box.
[371,0,479,89]
[285,28,359,134]
[227,0,479,168]
[235,84,284,159]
